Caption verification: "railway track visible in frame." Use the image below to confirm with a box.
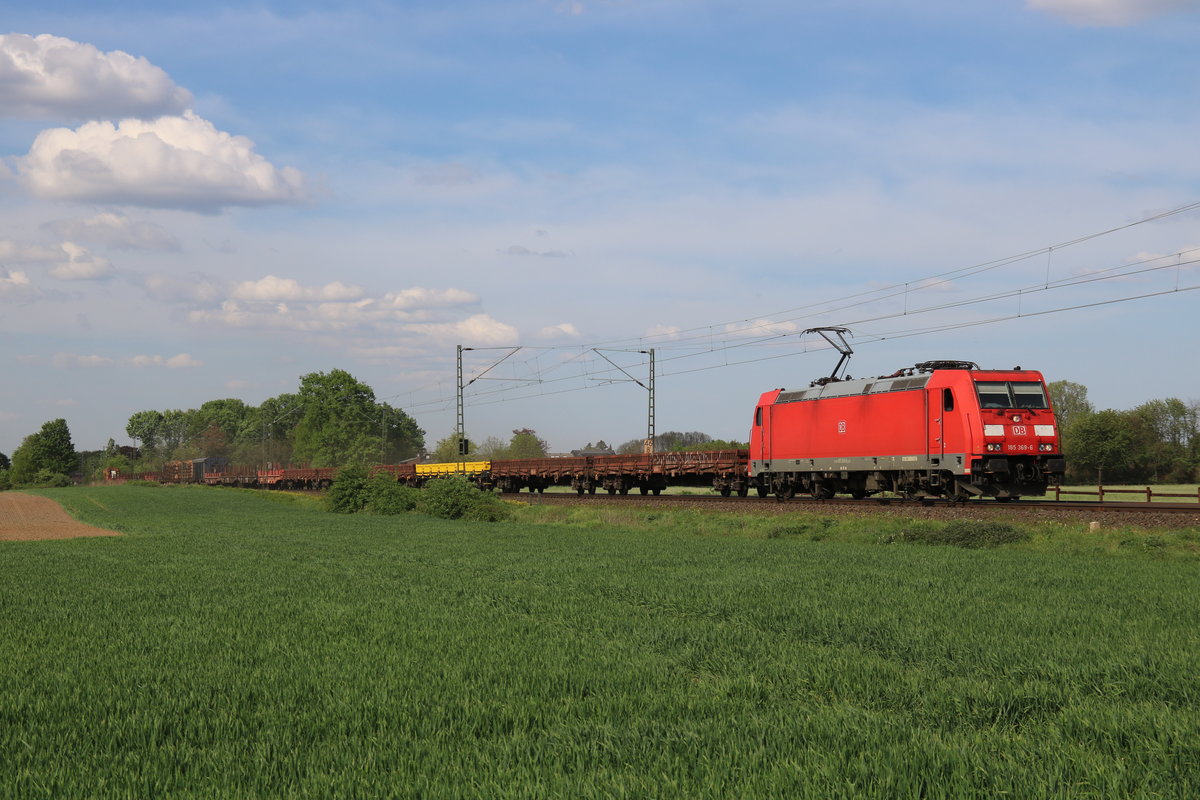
[503,490,1200,527]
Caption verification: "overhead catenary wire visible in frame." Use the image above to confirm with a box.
[384,202,1200,421]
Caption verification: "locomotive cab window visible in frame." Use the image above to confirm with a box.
[975,382,1010,408]
[1012,382,1049,409]
[755,407,763,426]
[974,381,1050,410]
[942,388,955,412]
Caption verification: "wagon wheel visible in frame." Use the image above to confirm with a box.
[738,486,749,497]
[640,487,649,495]
[720,487,731,497]
[850,489,867,500]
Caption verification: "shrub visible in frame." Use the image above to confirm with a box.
[889,519,1030,548]
[326,465,371,514]
[0,469,10,491]
[33,469,72,488]
[418,475,511,522]
[766,518,837,540]
[365,474,420,515]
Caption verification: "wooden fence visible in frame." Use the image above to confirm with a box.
[1051,485,1200,503]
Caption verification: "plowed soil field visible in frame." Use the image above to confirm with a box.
[0,493,120,541]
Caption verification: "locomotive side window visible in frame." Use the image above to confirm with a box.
[943,388,955,412]
[975,382,1010,408]
[755,407,762,426]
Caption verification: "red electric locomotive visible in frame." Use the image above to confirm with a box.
[748,335,1066,500]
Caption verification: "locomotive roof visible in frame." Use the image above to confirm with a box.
[775,362,1038,404]
[777,373,930,404]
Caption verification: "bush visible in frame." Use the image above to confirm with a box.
[33,469,72,488]
[886,519,1030,549]
[418,475,511,522]
[326,465,370,514]
[365,474,420,515]
[0,469,10,491]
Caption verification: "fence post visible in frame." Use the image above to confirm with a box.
[1146,486,1152,503]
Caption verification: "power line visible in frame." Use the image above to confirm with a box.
[389,202,1200,424]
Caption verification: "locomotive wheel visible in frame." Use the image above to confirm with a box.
[810,484,832,500]
[850,489,867,500]
[720,487,731,497]
[756,485,768,498]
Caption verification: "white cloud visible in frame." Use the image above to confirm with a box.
[0,239,60,263]
[0,267,35,299]
[644,324,682,340]
[135,271,225,304]
[231,275,365,302]
[129,353,203,368]
[187,284,483,333]
[382,287,478,309]
[0,33,192,120]
[49,242,114,281]
[1026,0,1200,26]
[17,110,309,211]
[409,313,519,346]
[46,351,202,369]
[0,239,112,281]
[52,352,115,368]
[42,212,180,251]
[538,322,582,340]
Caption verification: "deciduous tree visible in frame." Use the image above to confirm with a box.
[9,418,77,484]
[507,428,548,459]
[1047,380,1094,437]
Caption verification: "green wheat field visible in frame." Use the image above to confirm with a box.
[3,486,1199,798]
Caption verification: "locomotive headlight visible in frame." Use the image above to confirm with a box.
[1039,443,1053,452]
[986,443,1002,452]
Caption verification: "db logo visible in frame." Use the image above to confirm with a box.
[838,420,847,434]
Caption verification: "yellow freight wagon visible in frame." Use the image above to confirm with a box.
[416,461,491,476]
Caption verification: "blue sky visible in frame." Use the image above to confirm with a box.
[2,0,1199,456]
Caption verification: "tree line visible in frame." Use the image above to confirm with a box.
[1049,381,1199,484]
[0,369,426,488]
[121,369,425,472]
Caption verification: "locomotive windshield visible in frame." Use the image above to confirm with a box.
[975,381,1049,410]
